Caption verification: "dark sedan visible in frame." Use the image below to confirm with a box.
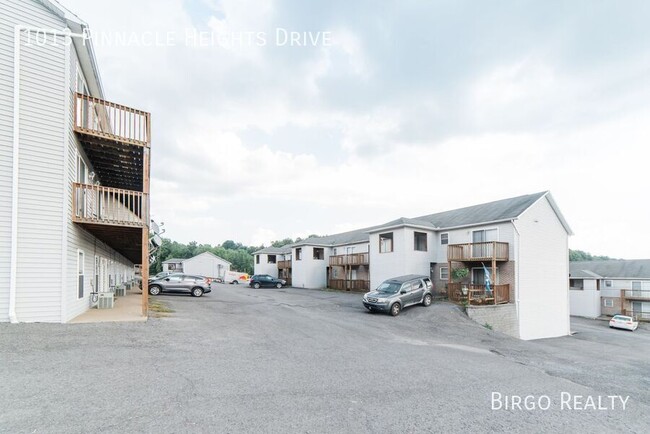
[148,273,211,297]
[249,274,286,289]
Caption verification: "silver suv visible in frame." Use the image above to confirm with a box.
[362,275,433,316]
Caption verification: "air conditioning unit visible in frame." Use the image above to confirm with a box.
[115,286,125,297]
[97,292,114,309]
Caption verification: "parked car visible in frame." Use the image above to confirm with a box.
[609,315,639,331]
[249,274,286,289]
[148,274,211,297]
[362,275,433,316]
[149,271,173,283]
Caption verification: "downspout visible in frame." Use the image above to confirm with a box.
[511,219,521,335]
[10,25,87,323]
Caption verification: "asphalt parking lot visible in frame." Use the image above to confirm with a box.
[1,284,648,433]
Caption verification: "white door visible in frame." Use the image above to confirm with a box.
[100,258,108,292]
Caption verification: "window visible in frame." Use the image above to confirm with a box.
[605,280,612,287]
[379,233,393,253]
[440,266,449,280]
[569,279,584,290]
[632,281,642,290]
[77,250,84,299]
[333,248,337,256]
[296,248,302,260]
[440,233,448,245]
[313,248,324,260]
[267,255,276,264]
[472,229,498,242]
[414,232,427,251]
[256,255,260,264]
[603,299,613,308]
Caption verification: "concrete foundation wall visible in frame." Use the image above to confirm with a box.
[466,304,519,339]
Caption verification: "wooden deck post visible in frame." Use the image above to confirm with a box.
[491,256,496,305]
[141,139,151,317]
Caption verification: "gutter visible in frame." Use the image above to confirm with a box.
[10,25,87,324]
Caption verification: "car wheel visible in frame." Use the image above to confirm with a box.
[148,285,161,296]
[191,287,204,297]
[422,294,432,307]
[232,280,239,285]
[390,303,401,316]
[276,282,282,289]
[253,282,261,289]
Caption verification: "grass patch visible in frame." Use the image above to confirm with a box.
[483,322,493,330]
[148,298,174,317]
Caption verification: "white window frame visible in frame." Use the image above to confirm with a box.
[604,280,612,287]
[414,232,427,252]
[379,233,393,253]
[631,281,642,290]
[471,227,499,243]
[77,250,85,299]
[440,266,449,280]
[603,299,614,308]
[440,233,449,245]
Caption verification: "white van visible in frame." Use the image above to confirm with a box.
[224,270,250,285]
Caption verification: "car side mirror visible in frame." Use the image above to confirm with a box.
[165,278,170,281]
[400,289,407,294]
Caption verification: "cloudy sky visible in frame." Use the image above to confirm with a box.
[62,0,650,258]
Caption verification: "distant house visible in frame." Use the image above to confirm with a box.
[163,253,231,279]
[254,191,573,340]
[569,260,650,320]
[162,258,185,273]
[182,252,231,279]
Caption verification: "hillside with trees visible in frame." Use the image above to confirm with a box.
[569,249,617,262]
[151,237,310,274]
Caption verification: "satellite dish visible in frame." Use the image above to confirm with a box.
[151,234,162,247]
[150,220,160,234]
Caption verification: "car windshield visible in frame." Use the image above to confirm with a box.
[376,282,401,293]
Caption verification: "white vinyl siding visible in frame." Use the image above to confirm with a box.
[0,1,68,322]
[516,196,570,340]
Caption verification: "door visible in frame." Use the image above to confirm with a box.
[99,258,108,292]
[163,274,184,291]
[472,229,497,257]
[411,279,425,303]
[76,156,87,217]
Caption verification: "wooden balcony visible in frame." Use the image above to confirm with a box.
[329,253,369,266]
[278,260,292,269]
[621,289,650,301]
[72,183,147,263]
[328,279,369,292]
[73,183,147,227]
[447,242,509,262]
[447,283,510,305]
[73,93,150,192]
[74,93,150,147]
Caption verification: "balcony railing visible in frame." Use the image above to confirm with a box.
[621,289,650,301]
[447,283,510,305]
[72,182,147,227]
[329,253,369,266]
[328,279,370,292]
[74,93,151,147]
[447,242,509,262]
[278,260,292,269]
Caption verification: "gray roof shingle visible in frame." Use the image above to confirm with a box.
[270,191,562,249]
[570,260,650,279]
